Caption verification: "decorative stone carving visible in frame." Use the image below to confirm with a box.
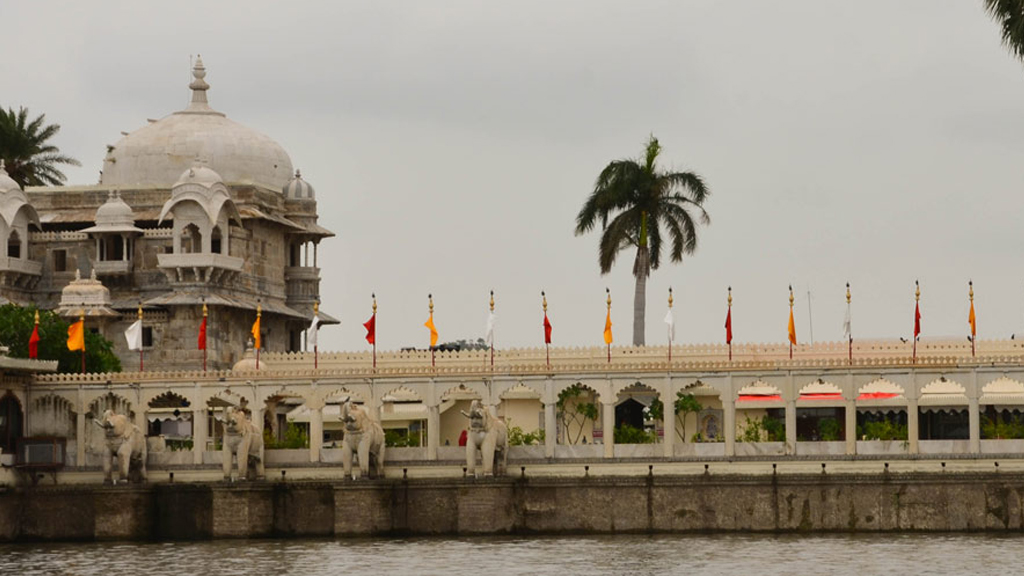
[340,400,384,480]
[462,400,508,477]
[92,409,147,484]
[217,406,264,481]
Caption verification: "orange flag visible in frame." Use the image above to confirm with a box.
[251,315,261,350]
[424,313,438,347]
[603,310,613,344]
[67,318,85,351]
[969,298,976,337]
[787,307,797,345]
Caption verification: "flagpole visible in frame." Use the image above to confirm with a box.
[542,291,550,369]
[969,280,975,357]
[606,288,611,364]
[489,290,495,369]
[256,300,262,371]
[313,300,319,370]
[667,287,673,363]
[789,285,794,360]
[372,294,377,369]
[846,283,852,366]
[202,300,208,373]
[727,286,733,362]
[79,308,86,374]
[137,302,144,373]
[428,294,435,368]
[913,281,920,364]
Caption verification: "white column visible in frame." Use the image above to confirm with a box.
[969,397,981,454]
[785,400,797,455]
[723,399,735,457]
[192,407,206,465]
[76,411,86,468]
[661,378,674,457]
[427,404,440,460]
[602,400,615,458]
[309,404,323,463]
[907,398,919,454]
[845,399,857,455]
[544,401,556,458]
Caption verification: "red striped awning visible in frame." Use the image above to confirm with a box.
[857,392,900,400]
[738,394,782,402]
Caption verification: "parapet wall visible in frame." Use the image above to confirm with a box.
[3,472,1024,541]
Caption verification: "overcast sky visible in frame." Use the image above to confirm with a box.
[4,1,1024,353]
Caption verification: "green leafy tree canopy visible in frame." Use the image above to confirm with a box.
[0,304,121,373]
[0,106,81,187]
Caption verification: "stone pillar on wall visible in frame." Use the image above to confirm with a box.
[785,400,797,455]
[192,407,207,465]
[907,398,919,454]
[309,403,323,463]
[76,411,86,468]
[968,397,981,454]
[661,380,674,458]
[427,404,440,460]
[602,400,615,458]
[723,399,735,457]
[544,401,556,458]
[845,399,857,455]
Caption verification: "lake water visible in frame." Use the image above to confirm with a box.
[1,533,1020,575]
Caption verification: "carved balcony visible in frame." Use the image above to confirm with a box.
[93,260,132,276]
[157,253,243,284]
[0,256,42,290]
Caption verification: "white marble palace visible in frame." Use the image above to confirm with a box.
[0,56,334,375]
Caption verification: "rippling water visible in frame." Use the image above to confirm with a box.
[2,534,1021,575]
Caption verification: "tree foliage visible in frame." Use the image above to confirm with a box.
[556,383,598,445]
[0,106,80,187]
[648,391,704,442]
[575,135,710,346]
[985,0,1024,62]
[0,304,121,373]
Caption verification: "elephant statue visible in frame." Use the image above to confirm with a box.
[92,409,147,484]
[461,400,507,477]
[340,400,385,480]
[217,406,264,481]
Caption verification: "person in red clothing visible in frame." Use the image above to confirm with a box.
[458,429,468,447]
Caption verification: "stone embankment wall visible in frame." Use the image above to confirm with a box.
[2,473,1024,541]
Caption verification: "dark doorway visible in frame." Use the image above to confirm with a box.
[0,393,24,454]
[615,398,646,430]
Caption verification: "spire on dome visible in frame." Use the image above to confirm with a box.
[186,54,214,113]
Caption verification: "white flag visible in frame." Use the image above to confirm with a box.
[842,302,851,341]
[664,308,675,343]
[485,311,496,347]
[124,320,143,351]
[307,314,321,348]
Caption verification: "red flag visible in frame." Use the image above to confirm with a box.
[28,324,40,359]
[914,302,921,339]
[198,317,207,350]
[543,313,552,344]
[363,313,376,344]
[725,308,733,344]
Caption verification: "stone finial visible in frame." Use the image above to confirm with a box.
[186,54,213,112]
[75,269,81,281]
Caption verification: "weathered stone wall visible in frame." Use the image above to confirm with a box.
[3,472,1024,541]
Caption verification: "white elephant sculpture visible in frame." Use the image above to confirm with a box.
[340,400,385,480]
[217,406,264,481]
[92,409,147,484]
[462,400,507,477]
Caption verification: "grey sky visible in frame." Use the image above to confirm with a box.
[4,1,1024,353]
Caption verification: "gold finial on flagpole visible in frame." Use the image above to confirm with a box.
[915,280,920,302]
[668,287,673,309]
[202,299,208,317]
[727,286,732,307]
[372,293,377,314]
[34,309,39,325]
[428,293,433,314]
[137,301,143,321]
[314,300,319,316]
[490,290,494,312]
[257,299,262,318]
[969,280,974,302]
[789,284,794,307]
[846,282,851,304]
[606,287,611,310]
[542,291,548,313]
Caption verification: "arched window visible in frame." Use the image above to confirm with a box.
[7,230,20,259]
[0,393,24,454]
[181,224,202,254]
[211,226,223,255]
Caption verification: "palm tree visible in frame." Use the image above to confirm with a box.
[984,0,1024,60]
[0,106,80,188]
[575,136,710,346]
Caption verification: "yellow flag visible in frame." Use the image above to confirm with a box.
[424,313,438,347]
[251,316,261,350]
[788,308,797,345]
[603,310,613,345]
[969,300,976,337]
[67,319,85,351]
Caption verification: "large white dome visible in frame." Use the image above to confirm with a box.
[99,56,294,190]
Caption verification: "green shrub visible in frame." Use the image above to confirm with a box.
[981,415,1024,439]
[508,426,545,446]
[614,424,656,444]
[858,419,907,441]
[818,417,842,441]
[739,415,786,442]
[263,422,309,449]
[384,430,421,448]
